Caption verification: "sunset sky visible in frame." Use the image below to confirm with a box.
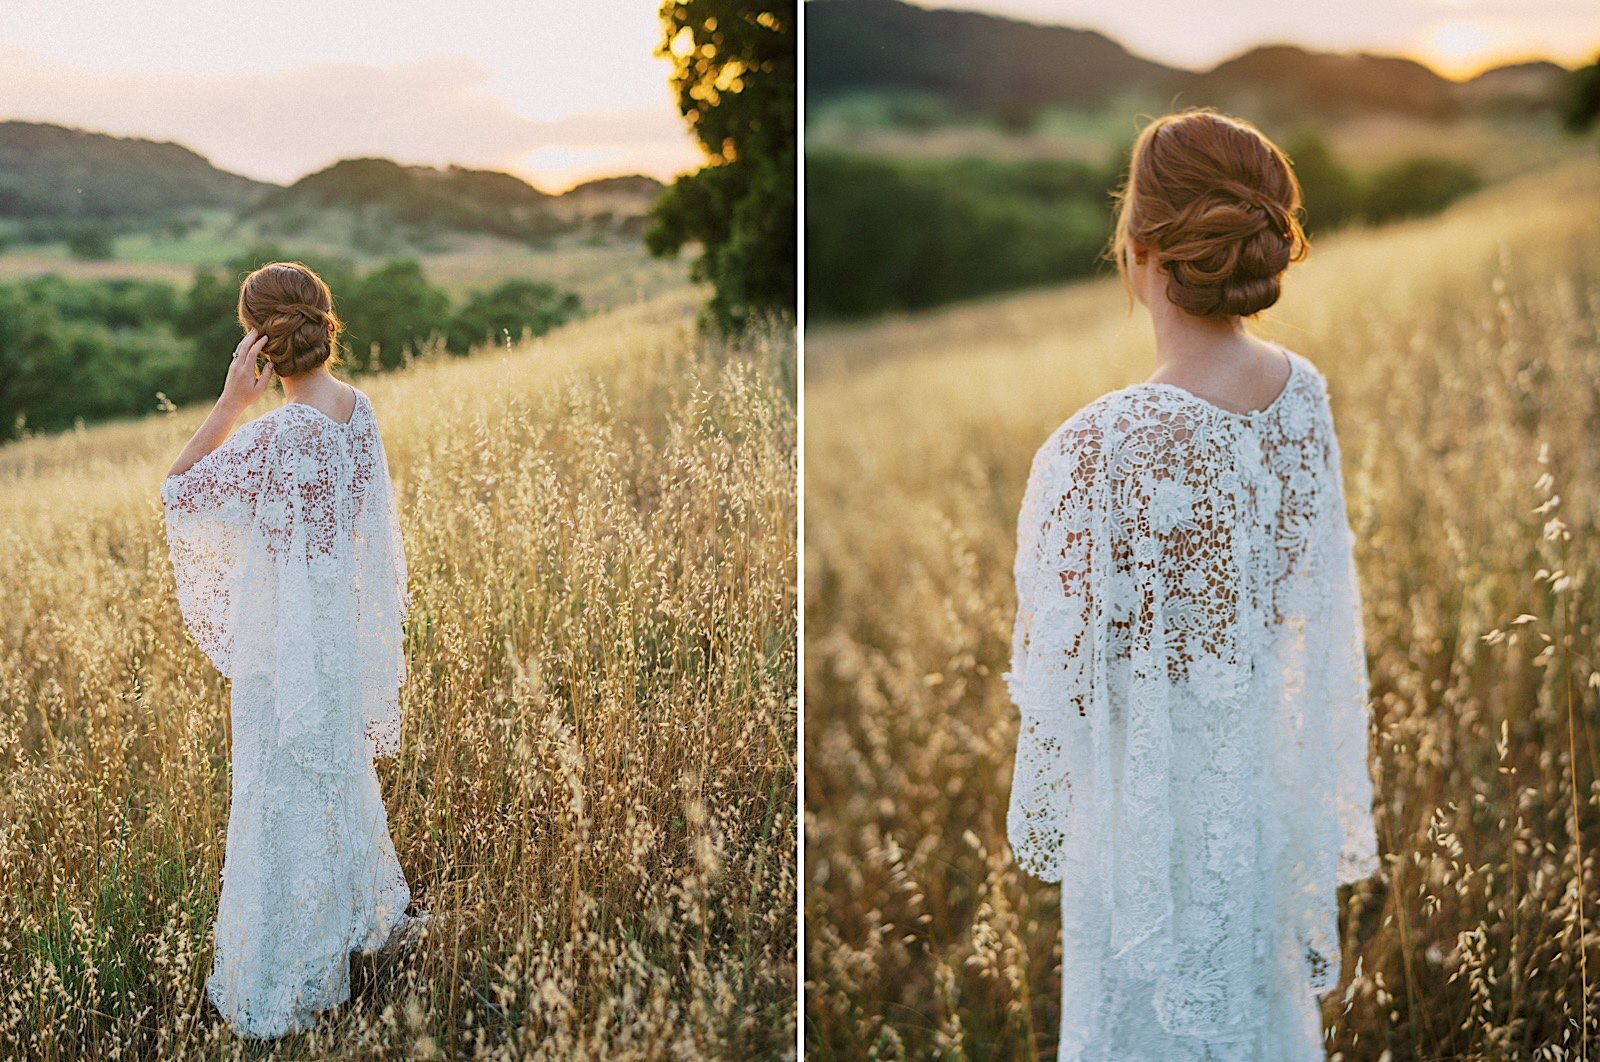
[902,0,1599,79]
[0,0,702,191]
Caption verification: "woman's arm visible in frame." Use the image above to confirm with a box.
[167,329,275,478]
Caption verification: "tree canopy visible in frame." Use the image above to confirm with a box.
[647,1,796,331]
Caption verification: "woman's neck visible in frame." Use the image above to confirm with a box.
[1146,297,1251,373]
[1140,295,1288,410]
[280,366,334,403]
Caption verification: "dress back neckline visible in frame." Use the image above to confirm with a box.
[1127,345,1298,420]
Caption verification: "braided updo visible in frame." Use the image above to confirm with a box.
[237,261,343,377]
[1111,109,1308,319]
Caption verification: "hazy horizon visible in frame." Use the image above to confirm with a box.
[891,0,1598,80]
[0,0,702,192]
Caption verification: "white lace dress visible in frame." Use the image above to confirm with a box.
[162,390,412,1039]
[1005,349,1379,1061]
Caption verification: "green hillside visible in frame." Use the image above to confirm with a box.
[806,0,1574,124]
[247,157,571,244]
[0,121,270,220]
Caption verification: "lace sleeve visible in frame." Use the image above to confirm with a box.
[1325,420,1380,885]
[1005,417,1105,881]
[353,421,409,759]
[160,415,281,677]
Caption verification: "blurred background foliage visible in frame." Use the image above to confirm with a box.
[0,249,583,436]
[803,0,1600,322]
[0,119,681,439]
[807,137,1487,318]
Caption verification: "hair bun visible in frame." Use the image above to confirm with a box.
[1111,109,1308,319]
[1161,193,1296,317]
[236,263,343,377]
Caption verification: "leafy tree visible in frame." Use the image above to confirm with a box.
[0,281,191,434]
[1361,157,1482,224]
[446,280,581,354]
[341,260,452,370]
[1283,132,1362,235]
[807,153,1112,317]
[647,0,796,330]
[1564,54,1600,134]
[0,250,583,435]
[66,223,115,260]
[0,286,66,433]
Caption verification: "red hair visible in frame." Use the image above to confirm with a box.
[237,261,343,377]
[1111,109,1308,318]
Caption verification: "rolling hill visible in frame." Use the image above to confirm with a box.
[806,0,1179,116]
[0,123,666,248]
[1190,44,1458,120]
[247,159,665,246]
[0,121,270,219]
[806,0,1575,122]
[247,157,571,243]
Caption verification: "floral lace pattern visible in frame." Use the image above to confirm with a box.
[162,391,412,1039]
[1005,350,1379,1060]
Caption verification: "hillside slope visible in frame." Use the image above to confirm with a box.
[806,0,1180,114]
[806,0,1574,121]
[0,291,798,1057]
[248,157,569,242]
[247,157,666,244]
[0,121,271,219]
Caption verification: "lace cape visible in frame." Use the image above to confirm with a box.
[1004,351,1379,1046]
[162,392,409,771]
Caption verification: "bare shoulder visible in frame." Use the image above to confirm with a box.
[351,384,377,421]
[1279,346,1330,395]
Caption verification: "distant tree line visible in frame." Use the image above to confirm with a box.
[1281,134,1482,233]
[807,134,1484,319]
[0,216,196,260]
[0,249,581,437]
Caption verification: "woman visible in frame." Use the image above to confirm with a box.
[1004,110,1379,1059]
[163,261,417,1039]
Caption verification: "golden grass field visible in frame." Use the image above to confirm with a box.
[805,159,1600,1059]
[0,289,797,1058]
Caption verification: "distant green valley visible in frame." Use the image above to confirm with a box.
[0,121,687,436]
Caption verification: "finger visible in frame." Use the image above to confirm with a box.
[233,328,258,359]
[251,333,269,356]
[257,360,276,389]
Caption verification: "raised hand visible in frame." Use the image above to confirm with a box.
[167,330,276,477]
[220,329,275,412]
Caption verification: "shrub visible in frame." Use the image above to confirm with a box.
[446,280,582,354]
[66,224,115,260]
[1362,157,1483,224]
[806,152,1114,318]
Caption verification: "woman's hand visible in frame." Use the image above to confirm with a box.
[219,329,275,412]
[166,331,275,478]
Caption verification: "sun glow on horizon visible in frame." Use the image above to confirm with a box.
[895,0,1599,80]
[1418,19,1510,79]
[511,144,704,195]
[0,0,697,187]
